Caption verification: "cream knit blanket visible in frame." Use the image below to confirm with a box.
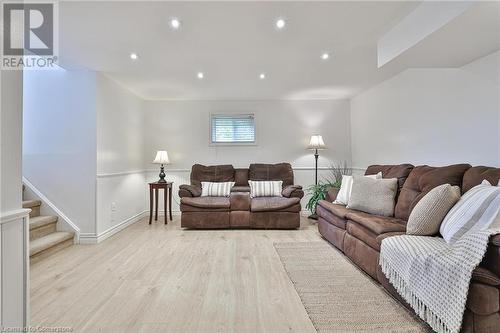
[380,230,498,333]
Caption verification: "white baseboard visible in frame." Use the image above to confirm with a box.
[79,210,147,244]
[22,177,81,242]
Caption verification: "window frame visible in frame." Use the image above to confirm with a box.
[209,112,258,146]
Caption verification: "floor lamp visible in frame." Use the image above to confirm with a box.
[307,135,326,219]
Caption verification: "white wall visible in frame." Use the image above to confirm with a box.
[350,51,500,168]
[1,70,29,327]
[23,69,97,234]
[143,99,352,211]
[1,71,23,213]
[96,74,146,236]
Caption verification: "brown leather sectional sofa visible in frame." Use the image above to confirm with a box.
[317,164,500,333]
[179,163,304,229]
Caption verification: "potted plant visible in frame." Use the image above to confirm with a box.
[306,162,351,219]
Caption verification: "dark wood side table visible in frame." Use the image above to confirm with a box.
[149,181,173,224]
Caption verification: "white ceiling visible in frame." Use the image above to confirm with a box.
[59,1,500,100]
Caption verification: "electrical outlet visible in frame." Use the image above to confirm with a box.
[111,202,117,211]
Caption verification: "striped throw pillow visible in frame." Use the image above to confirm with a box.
[440,180,500,243]
[201,182,235,197]
[248,180,283,198]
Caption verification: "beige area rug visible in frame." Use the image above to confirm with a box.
[274,241,430,333]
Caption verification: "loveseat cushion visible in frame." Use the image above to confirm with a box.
[346,210,406,235]
[462,166,500,193]
[180,197,230,212]
[251,197,301,212]
[179,184,202,197]
[317,200,350,219]
[190,164,235,187]
[394,164,471,221]
[249,163,294,186]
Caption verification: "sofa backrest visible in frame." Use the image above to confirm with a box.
[190,164,235,187]
[462,166,500,193]
[234,168,249,186]
[394,164,471,221]
[365,164,414,198]
[248,163,294,186]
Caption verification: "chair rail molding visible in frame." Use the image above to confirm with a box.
[96,166,364,178]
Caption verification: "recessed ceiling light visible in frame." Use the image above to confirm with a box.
[259,73,266,80]
[321,52,330,60]
[170,18,181,30]
[197,72,204,79]
[130,53,138,60]
[275,18,286,29]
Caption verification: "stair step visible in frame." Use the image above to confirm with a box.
[30,231,74,259]
[30,216,58,241]
[23,200,41,218]
[30,215,57,230]
[23,199,41,208]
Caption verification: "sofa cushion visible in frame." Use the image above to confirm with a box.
[180,197,230,212]
[406,184,461,236]
[347,176,398,217]
[376,231,406,250]
[318,200,350,219]
[394,164,471,221]
[346,210,406,235]
[335,173,381,205]
[190,164,235,188]
[365,164,414,198]
[201,181,235,197]
[316,203,347,229]
[249,163,294,187]
[462,166,500,194]
[249,180,283,198]
[472,267,500,286]
[251,197,301,212]
[346,222,380,251]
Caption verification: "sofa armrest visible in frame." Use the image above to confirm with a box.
[178,184,202,198]
[480,234,500,278]
[325,187,340,202]
[282,185,304,199]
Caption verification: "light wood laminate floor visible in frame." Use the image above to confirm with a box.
[31,216,320,333]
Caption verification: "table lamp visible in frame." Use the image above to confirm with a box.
[153,150,170,183]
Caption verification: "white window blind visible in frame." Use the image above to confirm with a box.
[210,114,256,144]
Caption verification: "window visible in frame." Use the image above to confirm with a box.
[210,114,256,144]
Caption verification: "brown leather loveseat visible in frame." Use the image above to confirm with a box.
[179,163,304,229]
[317,164,500,333]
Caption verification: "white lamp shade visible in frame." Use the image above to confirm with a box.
[153,151,170,164]
[307,135,326,150]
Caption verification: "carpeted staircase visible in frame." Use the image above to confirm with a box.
[23,197,74,263]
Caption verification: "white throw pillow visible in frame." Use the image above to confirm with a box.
[248,180,283,198]
[440,180,500,243]
[201,182,235,197]
[334,172,382,205]
[406,184,461,236]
